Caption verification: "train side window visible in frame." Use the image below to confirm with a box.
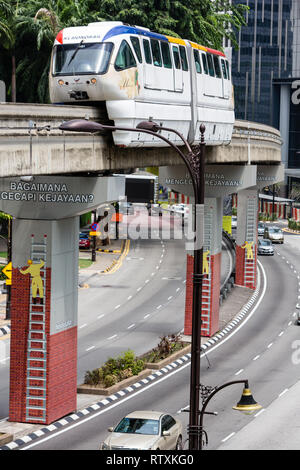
[179,45,188,71]
[225,60,230,79]
[193,49,201,73]
[172,45,181,69]
[161,41,172,68]
[213,55,221,78]
[115,40,137,71]
[150,39,162,66]
[130,36,142,63]
[143,39,152,64]
[207,54,215,77]
[221,58,228,79]
[201,53,208,74]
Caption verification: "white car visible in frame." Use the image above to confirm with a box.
[231,215,237,228]
[170,204,189,217]
[100,410,183,450]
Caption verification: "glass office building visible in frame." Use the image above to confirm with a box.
[231,0,300,192]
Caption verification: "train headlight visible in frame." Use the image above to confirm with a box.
[91,78,97,84]
[58,79,64,86]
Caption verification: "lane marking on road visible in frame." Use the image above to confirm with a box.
[267,342,273,349]
[253,355,260,361]
[114,304,121,309]
[0,356,9,363]
[278,388,289,397]
[79,324,87,329]
[86,346,95,352]
[127,324,135,330]
[221,432,235,443]
[97,314,104,320]
[107,334,117,340]
[254,408,265,418]
[278,331,284,337]
[235,369,244,376]
[144,314,150,319]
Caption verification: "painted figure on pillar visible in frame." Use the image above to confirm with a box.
[242,241,254,260]
[203,250,210,274]
[19,259,45,304]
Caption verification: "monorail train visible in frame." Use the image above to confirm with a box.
[49,21,234,148]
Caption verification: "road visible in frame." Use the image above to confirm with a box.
[16,228,300,450]
[0,212,233,421]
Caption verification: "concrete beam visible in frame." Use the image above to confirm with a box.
[0,104,282,177]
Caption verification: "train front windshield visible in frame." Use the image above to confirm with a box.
[52,42,113,76]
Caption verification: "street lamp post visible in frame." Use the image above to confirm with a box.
[198,379,262,449]
[59,118,206,450]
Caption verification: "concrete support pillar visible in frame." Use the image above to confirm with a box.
[235,189,258,290]
[9,217,78,424]
[184,197,222,337]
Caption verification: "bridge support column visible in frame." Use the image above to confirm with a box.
[184,197,222,337]
[235,189,258,290]
[9,217,78,424]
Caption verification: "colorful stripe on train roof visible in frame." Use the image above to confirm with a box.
[55,24,225,57]
[206,47,225,57]
[102,25,168,42]
[165,36,186,46]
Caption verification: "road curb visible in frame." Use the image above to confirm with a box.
[0,266,262,451]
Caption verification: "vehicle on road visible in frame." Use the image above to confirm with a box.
[79,232,91,249]
[171,204,189,217]
[258,222,265,236]
[257,238,274,255]
[231,215,237,228]
[120,202,134,215]
[263,226,284,243]
[100,410,183,450]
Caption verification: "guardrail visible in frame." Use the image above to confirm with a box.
[220,230,236,305]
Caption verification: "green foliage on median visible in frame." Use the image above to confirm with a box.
[141,334,188,364]
[84,350,145,388]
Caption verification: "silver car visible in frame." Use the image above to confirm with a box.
[100,410,183,450]
[258,239,274,255]
[264,226,284,243]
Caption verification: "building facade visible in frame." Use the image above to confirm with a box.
[231,0,300,194]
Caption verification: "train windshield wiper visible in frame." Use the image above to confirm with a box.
[67,40,84,66]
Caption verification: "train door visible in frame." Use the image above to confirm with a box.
[221,58,231,99]
[142,38,154,88]
[201,52,210,96]
[212,55,223,98]
[171,44,183,92]
[160,41,174,92]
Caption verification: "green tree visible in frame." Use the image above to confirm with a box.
[88,0,248,49]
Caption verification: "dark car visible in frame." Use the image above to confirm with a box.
[79,232,90,249]
[258,239,274,255]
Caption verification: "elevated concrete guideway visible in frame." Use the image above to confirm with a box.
[0,103,282,177]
